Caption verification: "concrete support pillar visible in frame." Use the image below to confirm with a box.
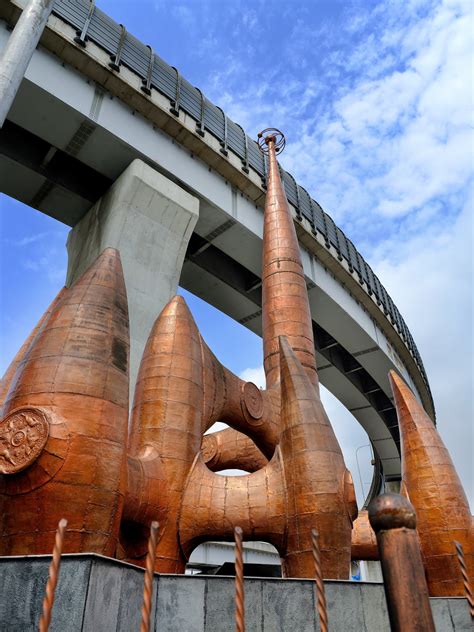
[0,0,55,127]
[66,159,199,400]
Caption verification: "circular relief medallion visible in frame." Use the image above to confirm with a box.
[201,434,218,465]
[243,382,264,420]
[0,407,50,475]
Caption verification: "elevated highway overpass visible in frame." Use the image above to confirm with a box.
[0,0,435,487]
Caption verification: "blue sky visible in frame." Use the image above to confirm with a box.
[0,0,472,506]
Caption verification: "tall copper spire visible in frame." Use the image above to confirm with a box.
[389,370,473,596]
[279,335,356,578]
[258,129,317,389]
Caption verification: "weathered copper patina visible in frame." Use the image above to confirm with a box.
[351,509,378,561]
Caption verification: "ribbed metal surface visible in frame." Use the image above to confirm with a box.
[50,0,431,402]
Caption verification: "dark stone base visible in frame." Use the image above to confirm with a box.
[0,555,471,631]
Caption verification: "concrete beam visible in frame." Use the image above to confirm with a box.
[66,159,199,398]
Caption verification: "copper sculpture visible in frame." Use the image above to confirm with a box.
[203,434,381,564]
[351,509,378,561]
[234,526,245,632]
[0,287,67,411]
[389,370,473,597]
[258,130,318,391]
[202,427,267,473]
[0,129,356,578]
[5,127,471,593]
[38,518,68,632]
[140,521,159,632]
[311,529,329,632]
[119,129,356,577]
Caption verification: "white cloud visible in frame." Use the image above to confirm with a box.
[205,421,228,435]
[373,196,473,509]
[22,251,66,285]
[320,386,374,506]
[239,366,265,388]
[201,0,472,245]
[171,4,194,28]
[8,232,51,247]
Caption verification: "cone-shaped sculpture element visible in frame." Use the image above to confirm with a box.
[125,295,204,572]
[0,248,130,556]
[351,510,378,561]
[260,131,317,390]
[389,370,473,596]
[279,336,357,578]
[124,294,281,571]
[0,287,67,411]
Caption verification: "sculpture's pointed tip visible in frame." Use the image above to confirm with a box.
[279,335,318,395]
[88,246,122,268]
[2,247,131,415]
[388,370,420,420]
[388,369,404,390]
[96,246,124,273]
[388,374,473,598]
[170,294,187,307]
[101,246,120,257]
[73,247,126,297]
[279,334,291,354]
[2,246,131,417]
[139,295,199,368]
[0,285,69,411]
[160,294,193,320]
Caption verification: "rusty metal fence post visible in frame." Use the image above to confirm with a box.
[311,529,328,632]
[368,493,435,632]
[140,521,159,632]
[234,526,245,632]
[38,518,67,632]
